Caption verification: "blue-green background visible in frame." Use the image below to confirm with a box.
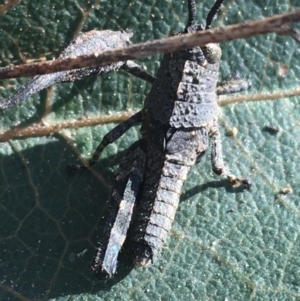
[0,0,300,300]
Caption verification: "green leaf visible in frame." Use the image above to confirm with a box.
[0,0,300,300]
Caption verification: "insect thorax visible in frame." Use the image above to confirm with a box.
[144,42,221,128]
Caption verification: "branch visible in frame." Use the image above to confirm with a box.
[0,0,20,15]
[0,9,299,79]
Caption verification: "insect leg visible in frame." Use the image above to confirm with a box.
[210,124,251,189]
[0,74,61,110]
[0,30,138,110]
[0,60,153,110]
[121,61,156,84]
[92,141,145,277]
[86,110,143,167]
[216,78,250,95]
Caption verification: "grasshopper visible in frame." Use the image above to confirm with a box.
[0,0,251,279]
[88,0,250,277]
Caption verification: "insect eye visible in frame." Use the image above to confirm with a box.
[201,43,222,64]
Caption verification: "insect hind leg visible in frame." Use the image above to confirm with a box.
[92,141,145,277]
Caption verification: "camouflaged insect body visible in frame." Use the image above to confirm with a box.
[130,26,223,266]
[0,0,250,279]
[90,1,249,277]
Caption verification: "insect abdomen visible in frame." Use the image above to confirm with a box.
[131,158,191,266]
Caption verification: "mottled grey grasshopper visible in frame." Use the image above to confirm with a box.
[88,0,250,277]
[0,0,251,279]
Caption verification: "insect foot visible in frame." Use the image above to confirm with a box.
[90,0,251,277]
[227,175,252,190]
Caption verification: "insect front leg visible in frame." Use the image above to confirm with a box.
[216,78,250,95]
[210,124,251,189]
[121,61,156,84]
[92,141,145,277]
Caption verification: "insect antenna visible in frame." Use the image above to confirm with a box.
[205,0,226,29]
[186,0,197,28]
